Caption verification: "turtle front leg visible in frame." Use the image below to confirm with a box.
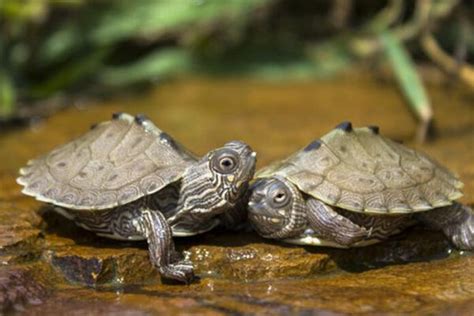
[416,203,474,250]
[138,209,194,283]
[306,198,368,246]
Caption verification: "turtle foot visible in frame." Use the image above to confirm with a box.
[446,206,474,251]
[159,260,195,284]
[417,203,474,251]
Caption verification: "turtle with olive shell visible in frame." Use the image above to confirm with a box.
[17,113,256,283]
[248,122,474,250]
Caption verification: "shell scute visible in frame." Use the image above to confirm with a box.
[89,119,131,159]
[364,192,387,212]
[376,167,416,189]
[95,191,118,207]
[139,174,166,195]
[298,143,340,175]
[402,187,432,211]
[327,165,384,194]
[118,186,141,205]
[384,189,411,213]
[310,180,341,205]
[57,187,82,206]
[322,130,376,173]
[108,123,154,163]
[72,160,114,190]
[400,154,434,183]
[355,128,400,165]
[287,170,324,194]
[337,190,365,211]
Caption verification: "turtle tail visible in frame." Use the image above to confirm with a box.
[416,203,474,251]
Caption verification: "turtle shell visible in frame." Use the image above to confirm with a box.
[257,123,464,214]
[17,113,197,210]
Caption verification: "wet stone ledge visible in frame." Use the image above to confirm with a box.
[45,247,158,287]
[40,210,337,285]
[0,201,44,265]
[39,208,457,286]
[189,241,337,281]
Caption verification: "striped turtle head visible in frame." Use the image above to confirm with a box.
[205,140,256,205]
[171,141,256,225]
[248,177,307,239]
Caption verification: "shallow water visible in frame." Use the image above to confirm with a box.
[1,72,473,315]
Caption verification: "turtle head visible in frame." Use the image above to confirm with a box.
[170,141,256,225]
[205,140,256,205]
[248,177,307,239]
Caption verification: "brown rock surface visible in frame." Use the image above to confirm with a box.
[0,264,53,313]
[0,200,43,264]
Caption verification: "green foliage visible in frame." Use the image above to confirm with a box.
[100,49,192,86]
[381,31,431,122]
[0,0,469,124]
[0,0,273,119]
[31,49,109,98]
[39,0,268,63]
[0,73,16,117]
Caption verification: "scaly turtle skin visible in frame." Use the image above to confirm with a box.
[248,122,474,250]
[17,113,257,283]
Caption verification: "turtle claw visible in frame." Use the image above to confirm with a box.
[160,260,195,284]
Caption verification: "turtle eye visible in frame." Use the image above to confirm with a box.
[273,191,287,204]
[211,149,239,174]
[220,157,235,170]
[271,190,290,207]
[268,181,291,208]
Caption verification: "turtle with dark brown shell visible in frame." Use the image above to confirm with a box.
[248,122,473,250]
[17,113,256,283]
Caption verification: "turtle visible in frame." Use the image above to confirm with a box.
[17,113,257,283]
[248,122,474,250]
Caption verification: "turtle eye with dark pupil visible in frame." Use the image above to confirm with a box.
[212,151,239,174]
[220,158,234,169]
[274,192,286,203]
[268,185,291,208]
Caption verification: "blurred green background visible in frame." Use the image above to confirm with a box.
[0,0,473,138]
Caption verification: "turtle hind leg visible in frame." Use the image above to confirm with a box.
[138,208,194,283]
[416,203,474,250]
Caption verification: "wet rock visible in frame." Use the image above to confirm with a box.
[0,200,44,264]
[440,299,474,316]
[25,286,231,315]
[45,246,157,287]
[41,211,334,284]
[41,207,459,286]
[188,227,455,281]
[37,210,157,286]
[23,299,151,316]
[188,233,337,281]
[43,227,455,287]
[167,255,474,315]
[0,265,52,313]
[7,253,472,316]
[43,231,334,285]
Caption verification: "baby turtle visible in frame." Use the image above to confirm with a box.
[248,122,473,250]
[17,113,256,283]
